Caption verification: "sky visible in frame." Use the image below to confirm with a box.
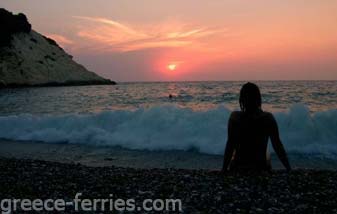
[2,0,337,81]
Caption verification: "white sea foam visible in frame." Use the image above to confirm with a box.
[0,104,336,157]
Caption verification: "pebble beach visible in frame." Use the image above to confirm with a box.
[1,158,336,213]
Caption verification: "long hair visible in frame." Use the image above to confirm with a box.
[239,82,262,113]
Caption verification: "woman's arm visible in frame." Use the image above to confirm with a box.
[269,114,291,171]
[222,113,236,172]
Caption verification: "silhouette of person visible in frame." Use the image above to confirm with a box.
[222,82,291,172]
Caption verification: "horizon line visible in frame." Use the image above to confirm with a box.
[113,79,337,83]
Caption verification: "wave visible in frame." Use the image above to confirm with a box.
[0,104,336,157]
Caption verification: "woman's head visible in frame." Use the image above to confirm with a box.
[239,82,262,113]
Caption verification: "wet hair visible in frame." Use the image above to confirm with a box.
[239,82,262,112]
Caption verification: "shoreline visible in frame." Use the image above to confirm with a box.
[0,157,336,213]
[1,139,337,170]
[0,139,225,169]
[0,80,116,89]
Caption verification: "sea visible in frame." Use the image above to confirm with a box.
[0,81,336,168]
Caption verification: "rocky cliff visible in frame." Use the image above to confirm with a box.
[0,8,115,88]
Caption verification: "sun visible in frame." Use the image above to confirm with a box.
[167,64,177,71]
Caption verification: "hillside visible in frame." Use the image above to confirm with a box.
[0,8,115,88]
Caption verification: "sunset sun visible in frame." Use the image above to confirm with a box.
[0,1,336,212]
[167,64,177,71]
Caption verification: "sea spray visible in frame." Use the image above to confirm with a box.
[0,104,336,157]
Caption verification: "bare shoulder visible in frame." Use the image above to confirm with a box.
[262,111,277,124]
[262,111,274,118]
[229,111,242,120]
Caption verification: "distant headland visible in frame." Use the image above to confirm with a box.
[0,8,116,88]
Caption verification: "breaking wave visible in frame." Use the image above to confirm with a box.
[0,104,336,157]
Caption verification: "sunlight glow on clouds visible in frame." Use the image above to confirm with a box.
[72,16,228,53]
[5,0,335,81]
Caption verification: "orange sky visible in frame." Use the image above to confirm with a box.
[2,0,337,81]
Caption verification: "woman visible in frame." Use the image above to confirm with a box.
[222,82,291,172]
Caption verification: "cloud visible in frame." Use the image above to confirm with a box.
[73,16,144,38]
[72,16,228,53]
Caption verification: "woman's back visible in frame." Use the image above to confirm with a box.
[222,82,291,172]
[229,111,273,170]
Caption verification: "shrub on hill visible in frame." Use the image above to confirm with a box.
[0,8,32,47]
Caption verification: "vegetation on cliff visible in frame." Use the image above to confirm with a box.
[0,8,31,47]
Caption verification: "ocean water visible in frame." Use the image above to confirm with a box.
[0,81,336,168]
